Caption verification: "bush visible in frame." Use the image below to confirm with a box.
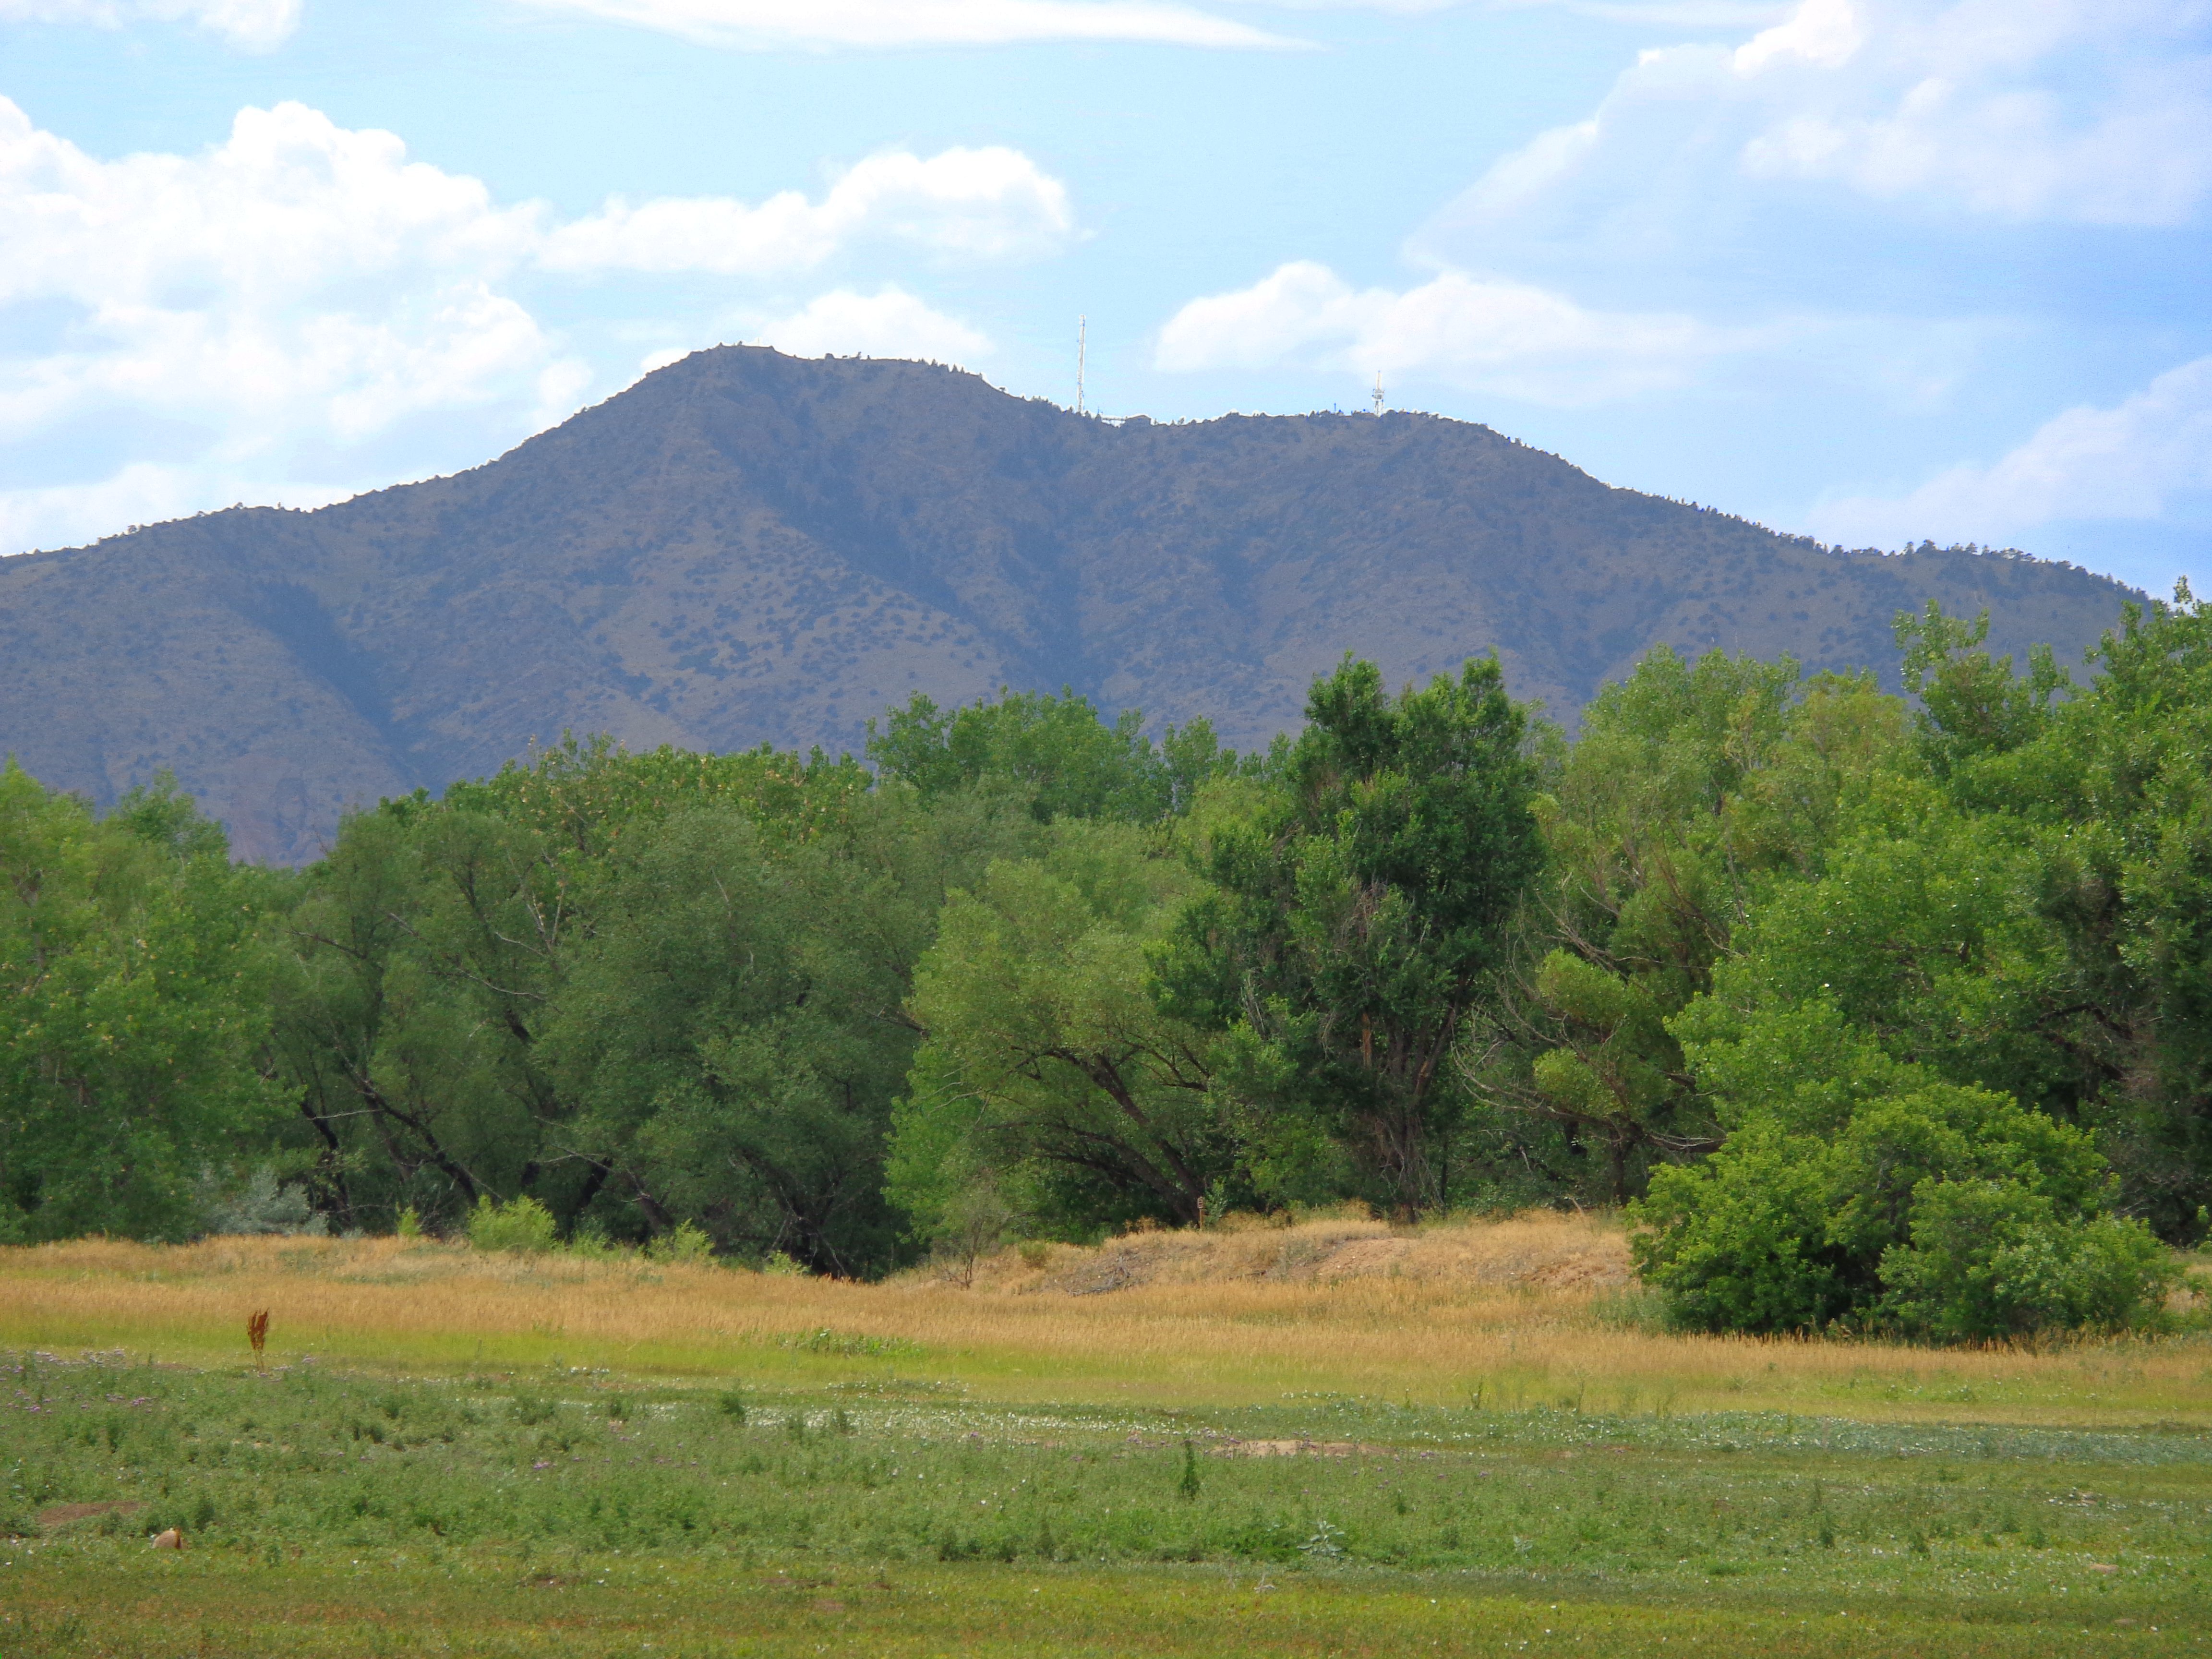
[1880,1183,2177,1341]
[1631,1122,1853,1334]
[201,1166,326,1238]
[465,1194,557,1254]
[646,1221,715,1265]
[1632,1076,2176,1341]
[931,1185,1013,1287]
[564,1219,622,1260]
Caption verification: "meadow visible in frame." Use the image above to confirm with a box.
[4,1215,2211,1656]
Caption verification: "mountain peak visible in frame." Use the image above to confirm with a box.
[0,351,2137,863]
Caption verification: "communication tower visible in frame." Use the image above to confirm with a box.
[1371,371,1385,416]
[1077,316,1087,416]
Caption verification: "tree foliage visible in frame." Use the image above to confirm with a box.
[8,593,2208,1344]
[0,764,283,1241]
[888,821,1223,1238]
[1153,656,1543,1212]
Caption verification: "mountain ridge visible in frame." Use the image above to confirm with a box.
[0,346,2142,863]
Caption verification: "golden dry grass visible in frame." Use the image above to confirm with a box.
[3,1213,2208,1424]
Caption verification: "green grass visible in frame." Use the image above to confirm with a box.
[4,1351,2210,1654]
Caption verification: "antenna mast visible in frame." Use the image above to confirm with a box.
[1371,371,1385,416]
[1076,316,1088,416]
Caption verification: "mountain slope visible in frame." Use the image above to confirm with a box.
[0,347,2141,863]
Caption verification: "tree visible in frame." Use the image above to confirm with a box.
[866,688,1239,823]
[539,805,937,1274]
[268,736,945,1262]
[0,765,283,1241]
[1634,972,2174,1340]
[1154,656,1542,1212]
[888,821,1225,1236]
[1894,601,2071,783]
[1463,649,1906,1203]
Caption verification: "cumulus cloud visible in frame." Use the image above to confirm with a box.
[0,0,299,48]
[1810,356,2212,545]
[516,0,1294,48]
[0,97,1070,553]
[0,96,560,476]
[1154,259,1756,403]
[542,148,1075,275]
[0,98,558,453]
[1427,0,2212,242]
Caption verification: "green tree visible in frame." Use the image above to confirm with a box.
[888,821,1223,1237]
[1462,648,1904,1202]
[539,800,962,1274]
[1155,656,1542,1212]
[867,688,1238,823]
[269,736,937,1260]
[1894,601,2072,782]
[1866,589,2212,1235]
[0,765,284,1241]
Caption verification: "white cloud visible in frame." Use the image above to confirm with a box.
[541,148,1074,275]
[0,98,560,455]
[1429,0,2212,237]
[0,97,1068,553]
[1154,259,1754,403]
[1810,356,2212,545]
[516,0,1295,48]
[743,288,992,361]
[0,0,299,48]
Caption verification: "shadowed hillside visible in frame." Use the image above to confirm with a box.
[0,346,2140,862]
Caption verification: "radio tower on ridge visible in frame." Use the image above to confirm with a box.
[1077,316,1087,416]
[1371,371,1385,416]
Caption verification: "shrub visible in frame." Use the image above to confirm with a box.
[1632,1121,1853,1334]
[465,1194,558,1254]
[202,1166,326,1238]
[1879,1183,2177,1341]
[931,1186,1012,1287]
[646,1221,715,1265]
[1632,1077,2176,1340]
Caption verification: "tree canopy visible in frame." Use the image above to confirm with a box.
[4,583,2204,1342]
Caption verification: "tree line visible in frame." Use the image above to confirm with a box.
[2,585,2206,1340]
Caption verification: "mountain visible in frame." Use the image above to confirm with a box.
[0,347,2141,864]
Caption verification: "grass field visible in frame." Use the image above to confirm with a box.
[4,1216,2211,1655]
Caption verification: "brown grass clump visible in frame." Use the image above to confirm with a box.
[1,1216,2207,1425]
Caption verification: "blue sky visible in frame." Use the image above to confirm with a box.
[3,0,2207,602]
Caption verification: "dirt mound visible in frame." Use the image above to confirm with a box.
[956,1211,1633,1298]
